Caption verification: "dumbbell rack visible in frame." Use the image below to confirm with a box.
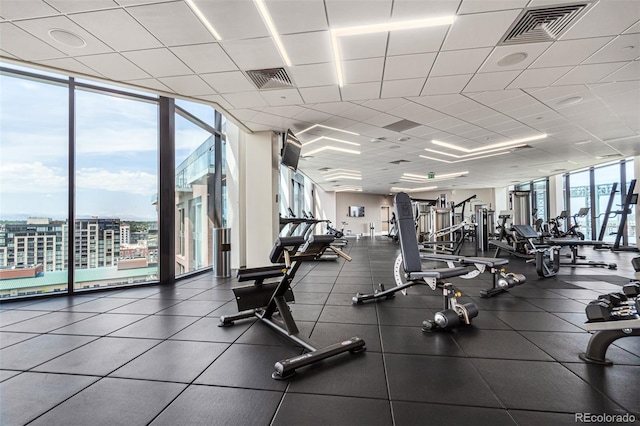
[580,318,640,365]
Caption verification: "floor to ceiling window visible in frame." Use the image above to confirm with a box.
[566,169,592,237]
[594,161,622,244]
[624,159,636,244]
[0,70,69,297]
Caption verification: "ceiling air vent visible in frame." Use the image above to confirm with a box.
[245,68,294,90]
[389,159,410,165]
[500,2,591,45]
[383,119,421,132]
[511,144,533,151]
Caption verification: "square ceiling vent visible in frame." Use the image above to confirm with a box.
[500,2,592,45]
[245,68,294,90]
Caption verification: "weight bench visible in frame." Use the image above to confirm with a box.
[547,237,617,270]
[416,252,526,298]
[220,234,366,379]
[353,192,480,331]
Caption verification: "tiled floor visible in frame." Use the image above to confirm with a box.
[1,237,639,425]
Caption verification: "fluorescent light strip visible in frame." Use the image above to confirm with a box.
[432,134,546,153]
[404,171,468,180]
[324,172,361,179]
[303,136,360,147]
[325,175,362,181]
[321,168,360,175]
[298,124,359,136]
[330,15,455,87]
[254,0,292,67]
[391,186,438,193]
[302,146,361,157]
[186,0,222,40]
[419,151,509,164]
[424,144,525,158]
[334,186,362,192]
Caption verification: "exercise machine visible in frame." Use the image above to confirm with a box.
[595,179,638,252]
[580,283,640,365]
[353,192,480,331]
[220,234,365,379]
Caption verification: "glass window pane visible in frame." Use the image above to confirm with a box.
[594,162,622,243]
[0,72,69,298]
[567,169,591,238]
[75,89,159,291]
[532,179,548,224]
[626,159,636,245]
[175,114,214,275]
[176,99,215,126]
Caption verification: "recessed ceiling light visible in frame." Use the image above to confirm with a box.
[574,140,591,145]
[48,29,86,48]
[253,0,292,66]
[497,52,528,67]
[432,134,546,153]
[557,96,583,106]
[185,0,222,40]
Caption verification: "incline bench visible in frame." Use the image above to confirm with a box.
[220,234,366,379]
[353,192,480,331]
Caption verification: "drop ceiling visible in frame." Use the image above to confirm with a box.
[1,0,639,194]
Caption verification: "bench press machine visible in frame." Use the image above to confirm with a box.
[220,234,366,379]
[353,192,480,331]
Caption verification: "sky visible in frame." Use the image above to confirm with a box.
[0,67,215,221]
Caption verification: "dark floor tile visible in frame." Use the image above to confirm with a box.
[548,288,607,300]
[377,306,434,327]
[151,384,282,426]
[60,297,140,313]
[146,287,209,299]
[289,303,323,322]
[291,283,334,293]
[0,334,96,370]
[30,377,185,426]
[507,287,569,299]
[509,410,588,426]
[287,351,386,399]
[330,283,376,294]
[33,336,160,376]
[469,296,544,312]
[234,320,314,347]
[472,358,625,413]
[613,335,640,356]
[564,362,640,414]
[209,300,247,317]
[521,331,640,365]
[106,286,162,298]
[453,329,554,360]
[0,372,98,425]
[526,297,587,312]
[385,353,501,407]
[187,288,236,301]
[273,393,392,426]
[392,401,516,426]
[319,304,378,325]
[194,343,300,391]
[292,292,329,305]
[380,325,464,356]
[553,312,589,331]
[335,277,374,285]
[110,340,228,382]
[452,309,514,330]
[170,316,254,342]
[108,298,182,315]
[292,276,337,284]
[1,311,96,333]
[0,331,38,349]
[14,296,97,311]
[568,280,627,292]
[311,322,382,353]
[0,309,48,327]
[155,300,226,316]
[109,314,198,339]
[50,313,146,336]
[492,311,584,332]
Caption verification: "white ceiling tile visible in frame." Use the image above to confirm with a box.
[126,2,215,46]
[75,53,150,80]
[467,89,524,106]
[36,57,103,77]
[222,92,268,109]
[69,8,161,52]
[363,113,402,127]
[525,85,594,104]
[428,116,467,131]
[122,48,192,77]
[339,33,388,61]
[200,71,254,93]
[0,49,17,58]
[281,31,333,66]
[170,44,237,74]
[507,66,572,89]
[250,112,292,129]
[386,27,449,56]
[553,62,628,86]
[220,37,283,70]
[289,63,337,88]
[388,102,449,125]
[489,93,538,111]
[362,98,409,112]
[422,74,473,95]
[260,88,304,106]
[0,22,65,60]
[47,0,118,13]
[341,105,380,122]
[381,78,424,98]
[590,81,640,99]
[624,20,640,34]
[228,108,260,122]
[262,105,306,118]
[463,70,521,93]
[442,9,521,50]
[0,0,59,19]
[584,33,640,64]
[299,86,342,103]
[157,75,214,96]
[340,82,381,101]
[384,53,436,80]
[433,97,482,116]
[409,93,464,108]
[479,42,552,73]
[391,0,459,19]
[310,102,355,116]
[15,15,113,56]
[474,113,512,128]
[458,0,528,14]
[126,77,172,94]
[268,0,328,34]
[430,48,492,77]
[343,57,384,84]
[115,0,175,5]
[192,0,268,40]
[561,0,640,40]
[531,37,615,68]
[598,61,640,83]
[325,0,392,27]
[507,102,553,120]
[293,108,334,125]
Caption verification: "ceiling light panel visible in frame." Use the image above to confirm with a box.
[302,136,360,147]
[302,146,361,157]
[253,0,292,66]
[420,151,511,164]
[185,0,222,40]
[298,124,359,136]
[432,134,546,153]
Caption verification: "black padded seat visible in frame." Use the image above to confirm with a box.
[409,267,471,280]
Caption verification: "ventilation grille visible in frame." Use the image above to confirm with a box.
[245,68,294,90]
[383,119,421,132]
[500,2,590,45]
[389,159,410,165]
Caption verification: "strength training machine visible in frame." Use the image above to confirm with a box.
[220,234,366,379]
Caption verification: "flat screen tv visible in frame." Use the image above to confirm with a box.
[281,129,302,171]
[349,206,365,217]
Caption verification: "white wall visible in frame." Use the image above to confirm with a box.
[635,155,640,246]
[335,192,393,235]
[225,121,243,270]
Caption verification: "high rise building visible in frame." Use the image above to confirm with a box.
[0,218,65,272]
[72,218,120,269]
[120,225,130,245]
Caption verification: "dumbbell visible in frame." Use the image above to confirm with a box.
[622,282,640,298]
[598,292,627,307]
[585,298,637,322]
[497,272,526,289]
